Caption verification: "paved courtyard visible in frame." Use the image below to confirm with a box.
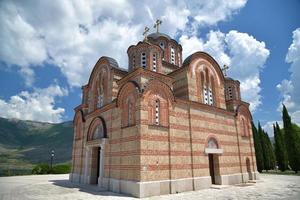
[0,174,299,200]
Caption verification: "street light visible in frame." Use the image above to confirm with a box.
[50,150,55,170]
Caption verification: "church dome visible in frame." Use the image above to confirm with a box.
[147,32,171,40]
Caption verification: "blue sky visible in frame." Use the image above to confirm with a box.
[0,0,299,135]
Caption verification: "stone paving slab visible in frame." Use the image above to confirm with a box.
[0,174,299,200]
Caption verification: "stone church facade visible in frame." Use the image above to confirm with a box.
[69,31,259,198]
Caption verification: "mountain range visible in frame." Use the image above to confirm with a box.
[0,117,73,176]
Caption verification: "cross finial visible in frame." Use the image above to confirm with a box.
[222,64,229,77]
[143,26,150,41]
[154,19,162,33]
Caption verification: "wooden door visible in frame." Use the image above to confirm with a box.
[209,154,215,184]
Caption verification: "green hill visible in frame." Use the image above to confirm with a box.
[0,117,73,176]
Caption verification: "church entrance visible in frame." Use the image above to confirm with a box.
[90,147,100,184]
[208,154,215,184]
[205,137,222,185]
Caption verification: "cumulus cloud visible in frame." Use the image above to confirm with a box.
[0,0,248,87]
[262,121,283,137]
[179,30,270,111]
[277,28,300,125]
[0,84,68,123]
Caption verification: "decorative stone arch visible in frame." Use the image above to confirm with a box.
[87,117,107,141]
[204,135,223,154]
[142,79,175,126]
[73,110,85,140]
[185,52,225,107]
[87,57,115,86]
[236,104,252,137]
[117,81,140,127]
[185,51,225,84]
[143,79,175,104]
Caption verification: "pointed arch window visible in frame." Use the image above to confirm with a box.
[171,47,175,64]
[242,118,248,137]
[155,99,160,125]
[141,52,146,68]
[127,99,135,126]
[97,84,104,108]
[152,53,157,72]
[200,70,215,106]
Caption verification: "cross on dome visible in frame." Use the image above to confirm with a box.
[153,19,162,33]
[143,26,150,41]
[222,64,229,77]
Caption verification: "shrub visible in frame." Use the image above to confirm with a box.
[51,164,71,174]
[31,163,50,174]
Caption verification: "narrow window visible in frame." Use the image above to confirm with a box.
[155,99,160,125]
[242,118,248,136]
[152,53,157,72]
[178,52,181,65]
[208,88,213,105]
[203,86,208,105]
[228,86,233,100]
[128,101,132,126]
[97,86,104,108]
[141,52,146,68]
[132,55,136,68]
[171,47,175,64]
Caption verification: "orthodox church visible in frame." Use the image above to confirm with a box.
[70,21,259,198]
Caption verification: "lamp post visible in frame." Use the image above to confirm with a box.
[50,150,55,170]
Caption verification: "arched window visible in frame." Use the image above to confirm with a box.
[200,69,215,106]
[170,47,175,64]
[127,98,135,126]
[152,53,157,72]
[132,55,136,68]
[97,84,104,108]
[155,99,160,125]
[228,86,233,100]
[242,118,248,137]
[141,52,146,68]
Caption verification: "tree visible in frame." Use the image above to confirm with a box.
[258,122,270,171]
[252,121,264,172]
[274,122,288,171]
[263,130,275,170]
[282,104,300,173]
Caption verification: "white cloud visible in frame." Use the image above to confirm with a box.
[191,0,247,26]
[262,121,283,137]
[179,30,270,111]
[0,84,68,123]
[0,0,248,87]
[277,28,300,125]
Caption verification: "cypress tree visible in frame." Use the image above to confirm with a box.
[282,104,300,173]
[258,122,269,171]
[252,121,264,172]
[264,130,275,170]
[274,122,288,171]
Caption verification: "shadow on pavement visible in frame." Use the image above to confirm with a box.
[49,179,133,198]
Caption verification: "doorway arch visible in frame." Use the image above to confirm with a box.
[205,137,222,185]
[85,117,107,186]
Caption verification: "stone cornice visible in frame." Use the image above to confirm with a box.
[175,97,235,117]
[117,67,174,86]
